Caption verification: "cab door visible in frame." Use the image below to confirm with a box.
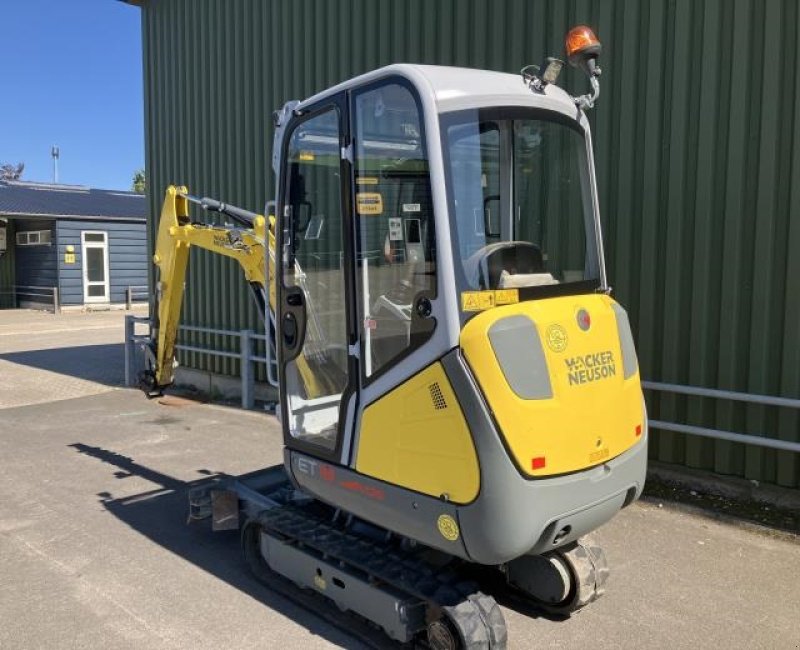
[277,96,357,462]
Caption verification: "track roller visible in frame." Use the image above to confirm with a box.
[506,538,608,616]
[427,590,507,650]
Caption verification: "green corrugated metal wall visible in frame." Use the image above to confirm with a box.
[0,219,15,308]
[139,0,800,488]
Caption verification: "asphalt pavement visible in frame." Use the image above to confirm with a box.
[0,310,798,649]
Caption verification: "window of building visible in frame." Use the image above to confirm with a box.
[16,230,52,246]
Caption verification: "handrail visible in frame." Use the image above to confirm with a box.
[643,381,799,454]
[125,285,149,310]
[7,285,59,313]
[124,317,276,410]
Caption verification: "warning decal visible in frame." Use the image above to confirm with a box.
[356,192,383,215]
[461,289,519,312]
[437,514,460,541]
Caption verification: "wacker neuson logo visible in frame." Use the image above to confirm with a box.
[565,351,616,386]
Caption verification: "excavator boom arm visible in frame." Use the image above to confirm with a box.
[147,185,273,389]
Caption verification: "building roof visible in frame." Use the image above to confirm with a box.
[0,180,145,222]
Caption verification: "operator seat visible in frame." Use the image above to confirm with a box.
[466,241,545,289]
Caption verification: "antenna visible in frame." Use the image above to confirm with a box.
[51,146,60,183]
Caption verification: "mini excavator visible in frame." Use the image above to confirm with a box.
[142,26,647,649]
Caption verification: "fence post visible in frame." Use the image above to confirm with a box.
[124,315,135,387]
[241,329,254,409]
[126,287,132,310]
[52,287,60,314]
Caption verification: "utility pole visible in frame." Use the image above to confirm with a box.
[51,146,60,183]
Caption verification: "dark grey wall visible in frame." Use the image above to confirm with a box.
[14,219,57,291]
[0,218,15,308]
[56,220,148,305]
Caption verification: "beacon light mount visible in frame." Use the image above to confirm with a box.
[521,25,603,111]
[565,25,602,110]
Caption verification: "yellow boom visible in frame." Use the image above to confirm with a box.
[145,185,332,399]
[148,185,272,388]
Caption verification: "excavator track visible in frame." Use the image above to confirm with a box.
[242,491,507,649]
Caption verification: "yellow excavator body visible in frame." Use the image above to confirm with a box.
[141,37,649,647]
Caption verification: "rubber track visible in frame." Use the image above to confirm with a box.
[259,505,473,606]
[244,545,422,649]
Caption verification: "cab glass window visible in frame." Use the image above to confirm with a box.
[281,107,348,451]
[442,108,599,306]
[353,81,436,379]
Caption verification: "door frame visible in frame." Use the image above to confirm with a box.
[276,92,358,464]
[81,230,110,304]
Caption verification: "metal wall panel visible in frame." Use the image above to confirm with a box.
[139,0,799,487]
[0,218,15,308]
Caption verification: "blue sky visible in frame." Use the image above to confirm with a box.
[0,0,142,191]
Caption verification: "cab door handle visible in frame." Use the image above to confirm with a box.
[283,313,297,347]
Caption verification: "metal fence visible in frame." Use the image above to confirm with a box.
[643,382,800,455]
[0,285,60,313]
[124,315,276,409]
[125,285,149,310]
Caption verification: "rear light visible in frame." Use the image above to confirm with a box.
[531,456,547,470]
[635,424,642,437]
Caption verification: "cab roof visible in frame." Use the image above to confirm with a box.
[296,63,580,119]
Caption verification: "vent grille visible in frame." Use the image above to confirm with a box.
[429,383,447,410]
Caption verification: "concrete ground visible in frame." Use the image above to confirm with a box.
[0,309,798,649]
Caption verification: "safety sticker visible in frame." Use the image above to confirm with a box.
[545,324,568,353]
[461,289,519,312]
[356,176,379,185]
[402,203,421,213]
[494,289,519,305]
[356,192,383,215]
[437,514,460,542]
[388,217,403,241]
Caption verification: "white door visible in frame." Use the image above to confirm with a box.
[81,231,110,303]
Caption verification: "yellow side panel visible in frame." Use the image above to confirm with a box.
[461,294,644,478]
[355,363,480,504]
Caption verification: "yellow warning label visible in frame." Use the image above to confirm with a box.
[299,151,315,161]
[356,176,379,185]
[356,192,383,215]
[437,514,460,541]
[461,289,519,312]
[494,289,519,305]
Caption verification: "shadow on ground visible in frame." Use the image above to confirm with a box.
[0,343,125,385]
[68,441,558,648]
[68,442,385,649]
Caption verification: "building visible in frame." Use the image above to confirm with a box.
[125,0,799,490]
[0,180,147,310]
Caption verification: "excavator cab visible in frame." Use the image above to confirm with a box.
[273,61,646,511]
